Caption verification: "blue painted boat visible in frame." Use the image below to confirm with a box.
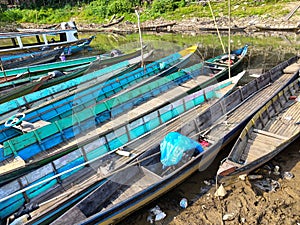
[0,48,64,70]
[0,64,91,104]
[0,46,146,83]
[63,36,95,55]
[0,45,199,143]
[41,56,300,225]
[0,72,244,224]
[0,45,248,185]
[0,45,198,164]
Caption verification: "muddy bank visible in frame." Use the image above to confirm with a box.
[118,137,300,225]
[170,138,300,225]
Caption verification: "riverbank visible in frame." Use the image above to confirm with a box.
[170,138,300,225]
[6,2,299,35]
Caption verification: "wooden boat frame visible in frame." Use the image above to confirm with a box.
[0,73,244,223]
[217,77,300,178]
[48,56,300,225]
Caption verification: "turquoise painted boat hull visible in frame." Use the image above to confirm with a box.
[0,72,244,223]
[0,46,199,144]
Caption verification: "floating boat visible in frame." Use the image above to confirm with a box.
[0,45,245,150]
[0,48,64,70]
[0,47,149,103]
[0,64,91,104]
[0,21,90,55]
[43,56,300,225]
[0,46,198,144]
[63,35,95,55]
[254,24,300,33]
[0,72,244,224]
[217,71,300,178]
[0,46,146,83]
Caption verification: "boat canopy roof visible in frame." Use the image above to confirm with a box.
[0,29,77,39]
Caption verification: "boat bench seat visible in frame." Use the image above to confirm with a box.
[253,129,288,140]
[14,120,51,133]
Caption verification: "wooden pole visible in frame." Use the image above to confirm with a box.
[208,0,225,54]
[228,0,231,79]
[135,9,145,68]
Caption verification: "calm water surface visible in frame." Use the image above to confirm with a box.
[77,32,300,225]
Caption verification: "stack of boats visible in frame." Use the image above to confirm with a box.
[0,32,299,225]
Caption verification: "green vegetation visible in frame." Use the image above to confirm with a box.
[0,0,296,24]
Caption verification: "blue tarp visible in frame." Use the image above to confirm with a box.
[160,132,203,167]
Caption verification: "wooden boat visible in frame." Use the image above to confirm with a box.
[0,21,89,55]
[217,76,300,178]
[0,45,246,147]
[0,46,146,83]
[0,64,91,104]
[0,47,149,102]
[0,47,64,70]
[63,35,95,55]
[0,46,197,144]
[199,26,247,33]
[254,24,300,33]
[0,72,244,224]
[24,56,300,225]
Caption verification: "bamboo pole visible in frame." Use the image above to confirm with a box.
[228,0,231,79]
[208,0,225,53]
[135,9,145,68]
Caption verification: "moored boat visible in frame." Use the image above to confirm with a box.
[0,45,198,142]
[45,56,300,225]
[0,21,89,55]
[0,46,146,83]
[0,47,64,70]
[0,72,244,224]
[0,64,91,104]
[217,70,300,179]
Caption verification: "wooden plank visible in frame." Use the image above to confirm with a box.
[253,129,288,140]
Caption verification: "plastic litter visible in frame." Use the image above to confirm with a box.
[283,171,294,180]
[214,184,227,197]
[160,132,203,167]
[273,165,280,175]
[148,205,166,223]
[222,213,235,221]
[253,178,280,192]
[239,174,247,181]
[248,174,263,180]
[179,198,188,209]
[203,180,211,186]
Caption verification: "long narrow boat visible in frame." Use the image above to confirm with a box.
[0,21,87,55]
[42,56,299,225]
[0,45,247,145]
[217,76,300,178]
[12,57,299,225]
[63,35,94,55]
[0,48,64,70]
[0,69,245,184]
[0,73,244,224]
[0,45,247,166]
[0,64,91,104]
[0,45,199,142]
[0,46,147,83]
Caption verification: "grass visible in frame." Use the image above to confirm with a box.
[0,0,297,24]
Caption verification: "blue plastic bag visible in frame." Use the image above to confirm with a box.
[160,132,203,167]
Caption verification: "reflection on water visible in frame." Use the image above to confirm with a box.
[76,32,299,224]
